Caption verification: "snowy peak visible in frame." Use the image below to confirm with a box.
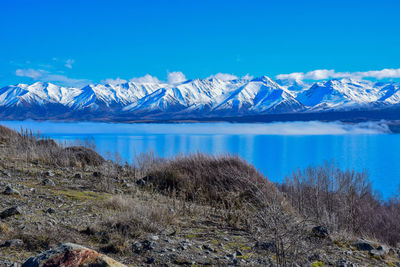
[297,78,381,110]
[276,79,311,92]
[0,82,80,107]
[0,77,399,119]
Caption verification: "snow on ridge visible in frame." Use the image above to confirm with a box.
[0,76,399,117]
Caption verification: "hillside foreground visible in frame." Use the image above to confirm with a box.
[1,125,400,266]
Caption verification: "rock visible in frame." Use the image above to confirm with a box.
[369,249,385,257]
[255,241,275,251]
[352,240,374,251]
[150,235,159,241]
[178,244,188,251]
[3,185,21,195]
[93,171,102,178]
[377,245,389,254]
[142,240,156,251]
[337,259,357,267]
[312,225,330,239]
[45,207,56,214]
[45,170,54,177]
[227,252,236,259]
[2,239,23,247]
[22,243,126,267]
[132,242,143,254]
[370,245,389,258]
[133,240,156,253]
[136,178,146,186]
[203,244,214,252]
[146,257,155,264]
[0,206,22,219]
[42,178,55,186]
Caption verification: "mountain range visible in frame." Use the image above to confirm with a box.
[0,76,400,121]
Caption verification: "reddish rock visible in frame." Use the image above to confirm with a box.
[22,243,126,267]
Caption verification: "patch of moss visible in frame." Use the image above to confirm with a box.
[334,240,346,248]
[237,252,253,260]
[227,241,244,249]
[312,261,324,267]
[211,239,219,245]
[186,234,196,238]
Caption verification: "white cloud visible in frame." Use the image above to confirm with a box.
[101,78,127,85]
[45,74,90,87]
[167,71,187,84]
[65,59,75,69]
[276,68,400,81]
[276,72,304,80]
[15,68,89,87]
[130,74,160,84]
[353,68,400,79]
[207,73,254,81]
[15,68,43,79]
[304,69,337,80]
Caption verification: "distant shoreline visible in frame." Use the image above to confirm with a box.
[1,109,400,132]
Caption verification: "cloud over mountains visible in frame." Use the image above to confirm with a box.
[276,68,400,81]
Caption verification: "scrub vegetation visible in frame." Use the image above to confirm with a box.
[1,124,400,266]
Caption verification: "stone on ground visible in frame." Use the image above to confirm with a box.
[22,243,127,267]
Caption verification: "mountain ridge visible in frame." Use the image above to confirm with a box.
[0,77,399,121]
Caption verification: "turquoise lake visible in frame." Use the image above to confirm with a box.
[1,120,399,198]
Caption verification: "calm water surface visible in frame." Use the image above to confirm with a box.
[1,120,399,198]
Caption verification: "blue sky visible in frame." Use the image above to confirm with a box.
[1,0,400,87]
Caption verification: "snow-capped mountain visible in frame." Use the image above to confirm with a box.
[276,79,311,92]
[0,82,81,107]
[297,79,382,110]
[0,76,399,121]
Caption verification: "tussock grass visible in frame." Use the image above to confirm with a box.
[0,125,105,168]
[143,153,283,208]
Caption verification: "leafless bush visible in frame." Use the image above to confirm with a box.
[280,162,400,246]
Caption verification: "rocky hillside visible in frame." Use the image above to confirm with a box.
[0,125,399,266]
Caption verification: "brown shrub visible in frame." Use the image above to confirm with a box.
[143,153,282,208]
[0,124,105,168]
[280,162,400,246]
[63,146,105,167]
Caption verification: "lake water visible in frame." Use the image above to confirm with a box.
[1,120,399,198]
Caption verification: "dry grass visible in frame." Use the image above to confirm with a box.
[101,195,177,236]
[142,153,283,208]
[0,125,105,168]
